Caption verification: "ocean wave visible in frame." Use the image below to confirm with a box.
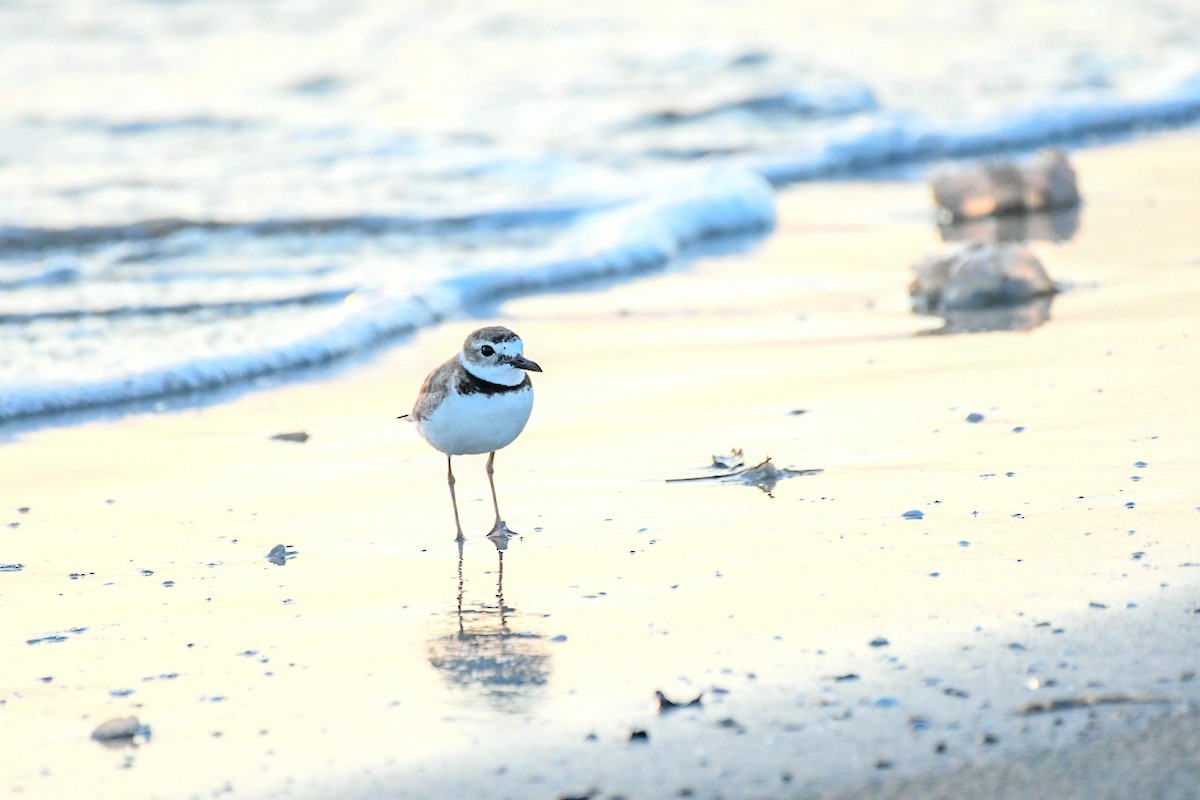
[631,83,879,127]
[0,202,618,254]
[0,169,774,422]
[0,264,80,290]
[446,168,775,299]
[0,288,353,325]
[57,115,260,136]
[750,72,1200,184]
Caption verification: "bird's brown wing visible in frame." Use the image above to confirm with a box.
[410,357,458,422]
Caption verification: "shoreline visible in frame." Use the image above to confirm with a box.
[2,128,1199,799]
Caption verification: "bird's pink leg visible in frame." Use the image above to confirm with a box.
[485,451,515,539]
[446,456,465,542]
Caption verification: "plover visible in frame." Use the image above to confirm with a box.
[401,326,542,541]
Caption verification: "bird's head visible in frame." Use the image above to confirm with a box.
[460,326,542,386]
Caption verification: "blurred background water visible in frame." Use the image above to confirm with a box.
[2,0,1199,422]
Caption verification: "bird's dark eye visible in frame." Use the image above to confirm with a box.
[480,345,495,357]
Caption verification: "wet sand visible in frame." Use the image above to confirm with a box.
[3,130,1200,799]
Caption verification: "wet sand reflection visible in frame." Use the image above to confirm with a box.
[426,537,551,713]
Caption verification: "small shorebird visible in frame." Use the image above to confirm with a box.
[400,326,542,541]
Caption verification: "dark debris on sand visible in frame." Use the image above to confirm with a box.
[656,690,703,713]
[668,452,823,495]
[266,544,298,565]
[91,716,152,748]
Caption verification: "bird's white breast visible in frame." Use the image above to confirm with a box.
[415,383,534,456]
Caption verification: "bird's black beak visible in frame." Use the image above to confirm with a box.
[509,354,542,372]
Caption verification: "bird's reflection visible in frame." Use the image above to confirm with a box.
[938,206,1081,245]
[918,294,1055,335]
[427,536,551,712]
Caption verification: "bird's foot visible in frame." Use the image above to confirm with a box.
[486,520,518,550]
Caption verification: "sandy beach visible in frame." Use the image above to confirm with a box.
[3,130,1200,799]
